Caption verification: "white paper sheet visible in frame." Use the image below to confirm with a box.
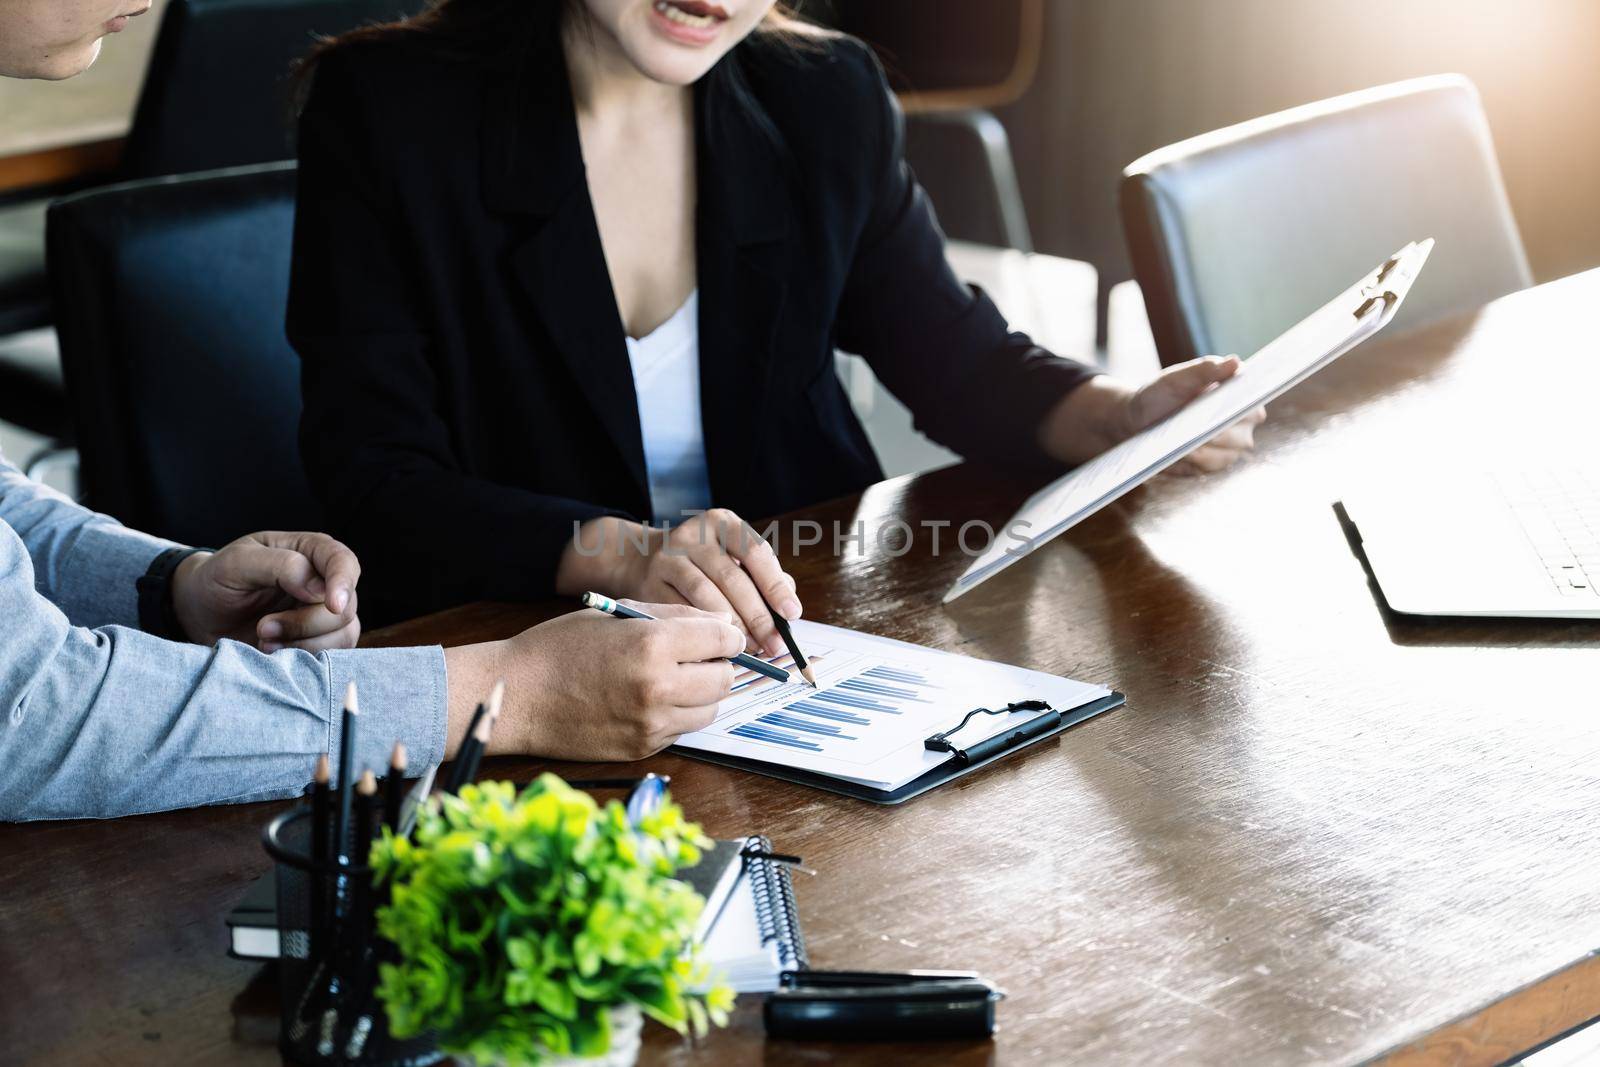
[699,866,785,993]
[673,620,1111,792]
[945,239,1434,603]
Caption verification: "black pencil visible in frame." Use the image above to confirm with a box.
[353,770,378,868]
[759,589,817,688]
[444,703,486,796]
[345,771,380,1055]
[346,769,392,1059]
[580,591,793,684]
[458,681,503,788]
[383,743,407,831]
[447,681,503,793]
[443,699,489,794]
[310,754,331,963]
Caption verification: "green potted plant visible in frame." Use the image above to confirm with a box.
[370,775,734,1066]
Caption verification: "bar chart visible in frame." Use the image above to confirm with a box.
[728,661,944,755]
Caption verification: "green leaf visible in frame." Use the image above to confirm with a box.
[570,1008,611,1058]
[533,978,578,1020]
[505,936,535,970]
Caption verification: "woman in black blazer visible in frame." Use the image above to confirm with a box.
[289,0,1262,644]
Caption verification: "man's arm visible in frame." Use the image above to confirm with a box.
[0,520,446,822]
[0,455,179,629]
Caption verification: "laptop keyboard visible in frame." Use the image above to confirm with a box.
[1496,470,1600,597]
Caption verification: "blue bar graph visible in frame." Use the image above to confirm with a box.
[759,712,856,739]
[811,690,903,714]
[863,665,936,687]
[728,661,943,754]
[786,700,871,725]
[731,723,822,751]
[836,678,932,702]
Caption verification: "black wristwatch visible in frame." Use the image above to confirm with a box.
[136,547,209,640]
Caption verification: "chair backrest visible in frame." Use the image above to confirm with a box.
[121,0,419,180]
[824,0,1041,112]
[1121,74,1532,366]
[46,163,315,548]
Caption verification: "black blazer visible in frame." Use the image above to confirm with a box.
[289,29,1096,623]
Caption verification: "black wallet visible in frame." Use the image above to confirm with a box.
[763,970,1004,1041]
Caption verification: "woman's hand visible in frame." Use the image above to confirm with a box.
[1039,355,1267,473]
[555,509,801,656]
[443,601,744,762]
[170,531,362,652]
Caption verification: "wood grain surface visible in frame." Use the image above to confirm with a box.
[0,138,122,196]
[4,274,1600,1065]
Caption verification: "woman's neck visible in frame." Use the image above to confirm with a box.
[562,14,688,125]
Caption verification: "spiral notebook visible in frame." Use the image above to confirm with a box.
[694,835,807,993]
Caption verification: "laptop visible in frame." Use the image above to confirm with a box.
[1340,468,1600,618]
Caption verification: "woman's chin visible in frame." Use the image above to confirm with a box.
[619,38,728,86]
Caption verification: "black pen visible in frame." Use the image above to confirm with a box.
[333,683,359,865]
[758,589,817,688]
[580,592,793,684]
[320,687,359,1058]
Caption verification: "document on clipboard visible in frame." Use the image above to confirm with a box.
[944,239,1435,603]
[671,620,1123,803]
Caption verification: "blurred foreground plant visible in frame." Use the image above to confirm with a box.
[371,775,733,1066]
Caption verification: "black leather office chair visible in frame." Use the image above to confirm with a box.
[0,196,69,455]
[1,0,418,474]
[122,0,419,179]
[826,0,1042,251]
[1120,74,1533,367]
[46,162,318,547]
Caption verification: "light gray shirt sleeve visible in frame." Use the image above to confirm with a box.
[0,487,449,822]
[0,456,180,629]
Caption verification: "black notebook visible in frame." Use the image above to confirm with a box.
[225,866,281,960]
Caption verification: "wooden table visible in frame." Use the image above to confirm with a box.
[4,273,1600,1065]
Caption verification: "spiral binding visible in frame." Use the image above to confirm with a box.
[742,836,808,972]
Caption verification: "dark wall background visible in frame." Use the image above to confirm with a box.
[989,0,1600,304]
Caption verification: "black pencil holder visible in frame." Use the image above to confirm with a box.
[263,803,442,1067]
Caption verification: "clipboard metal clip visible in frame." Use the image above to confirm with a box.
[924,700,1062,766]
[1354,248,1416,319]
[1353,287,1399,320]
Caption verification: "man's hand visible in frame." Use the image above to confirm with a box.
[1039,355,1266,473]
[442,601,744,762]
[170,531,362,651]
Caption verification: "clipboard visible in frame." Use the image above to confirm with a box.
[945,239,1436,603]
[675,690,1125,805]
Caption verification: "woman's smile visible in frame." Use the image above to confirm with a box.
[649,0,731,46]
